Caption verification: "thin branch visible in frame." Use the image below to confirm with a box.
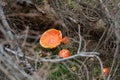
[112,62,119,79]
[4,47,100,63]
[77,24,82,53]
[107,41,119,80]
[21,26,29,47]
[74,58,89,80]
[95,56,105,80]
[99,0,111,19]
[0,4,14,40]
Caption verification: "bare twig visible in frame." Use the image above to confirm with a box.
[77,24,82,53]
[21,26,29,47]
[112,62,119,79]
[99,0,111,19]
[107,41,119,80]
[0,4,14,40]
[4,46,100,63]
[74,58,89,80]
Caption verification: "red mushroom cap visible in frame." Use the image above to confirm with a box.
[58,49,71,58]
[40,29,62,48]
[62,36,70,44]
[103,68,109,75]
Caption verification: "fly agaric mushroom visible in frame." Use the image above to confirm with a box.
[61,36,70,44]
[40,29,62,48]
[58,49,71,58]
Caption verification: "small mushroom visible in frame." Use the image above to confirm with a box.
[103,68,109,75]
[61,36,70,44]
[58,49,71,58]
[40,29,62,48]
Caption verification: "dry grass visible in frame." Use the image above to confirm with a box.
[0,0,120,80]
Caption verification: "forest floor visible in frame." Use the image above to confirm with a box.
[0,0,120,80]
